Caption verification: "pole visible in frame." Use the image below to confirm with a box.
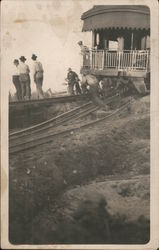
[92,31,95,47]
[131,31,134,51]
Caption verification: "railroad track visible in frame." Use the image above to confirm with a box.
[9,100,101,153]
[9,96,132,154]
[10,95,117,140]
[9,94,89,107]
[10,101,97,139]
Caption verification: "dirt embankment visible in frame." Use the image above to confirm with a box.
[9,95,150,244]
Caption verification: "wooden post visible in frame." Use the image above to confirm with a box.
[131,31,134,50]
[146,50,149,71]
[118,51,121,70]
[102,50,105,69]
[92,31,95,47]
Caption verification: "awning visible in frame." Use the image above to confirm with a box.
[81,5,150,31]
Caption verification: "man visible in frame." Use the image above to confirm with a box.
[81,73,107,108]
[12,59,22,101]
[81,74,99,95]
[78,41,90,68]
[74,76,82,95]
[78,41,89,54]
[115,72,130,96]
[19,56,31,100]
[66,68,78,95]
[31,54,44,99]
[99,77,114,98]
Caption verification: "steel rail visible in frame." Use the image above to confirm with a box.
[9,101,93,138]
[9,99,131,154]
[10,104,99,144]
[9,94,89,107]
[10,95,117,140]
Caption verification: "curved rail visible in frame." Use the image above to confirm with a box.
[9,98,132,154]
[9,101,93,138]
[10,95,117,140]
[10,104,99,143]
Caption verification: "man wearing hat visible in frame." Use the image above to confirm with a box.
[31,54,44,99]
[78,41,90,68]
[19,56,31,100]
[12,59,22,101]
[66,68,80,95]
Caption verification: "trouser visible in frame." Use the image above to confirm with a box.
[20,81,31,100]
[28,76,31,99]
[26,80,31,100]
[19,74,31,100]
[35,77,44,99]
[68,83,74,95]
[12,75,22,100]
[75,82,81,95]
[21,82,26,100]
[83,53,90,68]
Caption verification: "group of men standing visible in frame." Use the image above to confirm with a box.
[12,54,44,101]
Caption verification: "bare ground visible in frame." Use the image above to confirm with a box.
[9,95,150,244]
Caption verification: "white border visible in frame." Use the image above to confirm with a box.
[1,0,159,249]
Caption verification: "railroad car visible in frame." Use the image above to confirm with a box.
[80,5,150,93]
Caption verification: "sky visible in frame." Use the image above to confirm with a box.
[1,0,154,95]
[1,0,99,94]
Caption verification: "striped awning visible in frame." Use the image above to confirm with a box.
[81,5,150,31]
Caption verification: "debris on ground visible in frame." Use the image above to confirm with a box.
[9,95,150,244]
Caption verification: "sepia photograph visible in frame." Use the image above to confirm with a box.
[1,0,159,248]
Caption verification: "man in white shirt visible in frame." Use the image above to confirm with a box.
[81,73,108,109]
[78,41,89,54]
[12,59,22,101]
[78,41,90,68]
[31,54,44,99]
[19,56,31,100]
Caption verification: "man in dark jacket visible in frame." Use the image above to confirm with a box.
[74,77,81,95]
[66,68,81,95]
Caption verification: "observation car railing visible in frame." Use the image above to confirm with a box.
[81,49,150,72]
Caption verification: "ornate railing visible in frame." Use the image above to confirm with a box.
[81,49,150,71]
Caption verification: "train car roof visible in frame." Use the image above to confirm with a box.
[81,5,150,31]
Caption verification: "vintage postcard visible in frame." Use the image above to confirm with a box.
[1,0,159,249]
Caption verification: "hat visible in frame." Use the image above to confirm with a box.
[78,41,83,45]
[68,68,72,71]
[19,56,26,61]
[31,54,37,60]
[13,59,19,64]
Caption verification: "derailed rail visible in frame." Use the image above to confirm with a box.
[9,96,132,154]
